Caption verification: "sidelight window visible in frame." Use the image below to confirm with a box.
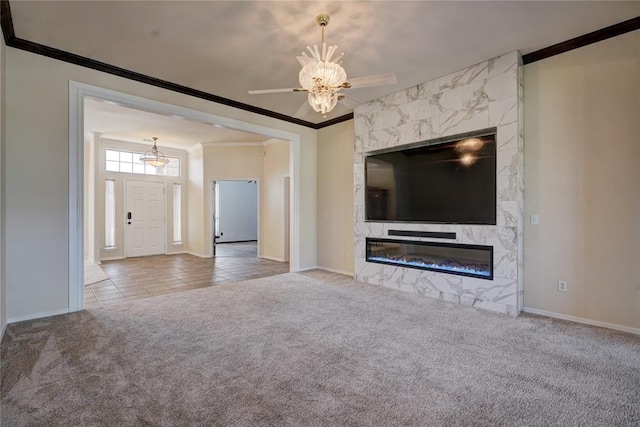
[105,179,116,249]
[173,184,182,244]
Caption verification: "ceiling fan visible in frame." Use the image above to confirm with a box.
[248,13,397,118]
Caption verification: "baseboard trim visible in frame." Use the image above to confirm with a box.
[259,255,286,262]
[316,266,354,277]
[100,255,124,262]
[103,252,208,260]
[186,251,212,259]
[165,250,188,256]
[8,308,71,324]
[295,265,319,272]
[522,307,640,336]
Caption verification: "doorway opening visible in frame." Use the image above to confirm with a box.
[70,82,302,312]
[213,180,259,258]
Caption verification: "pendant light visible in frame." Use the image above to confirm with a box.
[140,137,169,167]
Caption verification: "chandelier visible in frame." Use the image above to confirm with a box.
[248,14,397,119]
[297,14,347,117]
[140,137,169,167]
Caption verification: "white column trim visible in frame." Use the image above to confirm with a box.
[69,82,84,312]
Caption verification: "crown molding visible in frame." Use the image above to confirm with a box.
[186,143,203,153]
[0,0,14,43]
[1,1,347,129]
[2,1,637,126]
[314,113,355,129]
[523,16,640,65]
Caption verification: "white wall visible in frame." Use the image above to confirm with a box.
[524,31,640,330]
[317,120,355,275]
[187,145,204,255]
[262,141,290,262]
[83,132,99,263]
[216,180,258,243]
[4,47,317,321]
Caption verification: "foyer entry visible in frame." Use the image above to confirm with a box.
[84,254,288,307]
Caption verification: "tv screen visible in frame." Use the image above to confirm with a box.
[365,133,496,224]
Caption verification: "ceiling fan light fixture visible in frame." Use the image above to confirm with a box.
[298,57,347,90]
[247,13,397,119]
[308,90,339,116]
[299,58,346,116]
[140,137,169,167]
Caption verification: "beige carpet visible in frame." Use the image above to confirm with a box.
[84,260,109,286]
[1,271,639,426]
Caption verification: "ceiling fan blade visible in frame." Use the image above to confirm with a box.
[338,93,362,110]
[345,73,397,89]
[293,100,311,119]
[297,55,315,67]
[248,88,304,95]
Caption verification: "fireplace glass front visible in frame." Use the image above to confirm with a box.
[366,238,493,280]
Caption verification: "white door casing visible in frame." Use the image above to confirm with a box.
[284,176,290,262]
[211,179,260,256]
[212,181,218,256]
[125,181,166,257]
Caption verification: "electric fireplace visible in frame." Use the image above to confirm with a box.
[366,238,493,280]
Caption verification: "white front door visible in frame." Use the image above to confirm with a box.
[125,181,166,258]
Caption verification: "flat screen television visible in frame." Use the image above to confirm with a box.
[365,131,496,224]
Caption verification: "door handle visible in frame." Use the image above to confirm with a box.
[127,212,132,220]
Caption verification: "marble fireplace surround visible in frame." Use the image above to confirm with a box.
[353,51,524,315]
[366,237,494,280]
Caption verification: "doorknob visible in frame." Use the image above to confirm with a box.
[127,212,132,220]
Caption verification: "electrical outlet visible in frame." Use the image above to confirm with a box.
[557,280,567,292]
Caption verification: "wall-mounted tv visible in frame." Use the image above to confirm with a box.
[365,130,496,225]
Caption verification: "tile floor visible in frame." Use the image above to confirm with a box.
[215,241,258,257]
[85,243,288,308]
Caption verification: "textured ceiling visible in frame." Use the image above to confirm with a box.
[9,1,640,124]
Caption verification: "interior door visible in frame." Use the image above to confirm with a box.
[125,181,166,258]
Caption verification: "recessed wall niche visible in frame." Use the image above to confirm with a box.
[353,51,524,315]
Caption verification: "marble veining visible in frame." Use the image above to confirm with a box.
[354,51,525,315]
